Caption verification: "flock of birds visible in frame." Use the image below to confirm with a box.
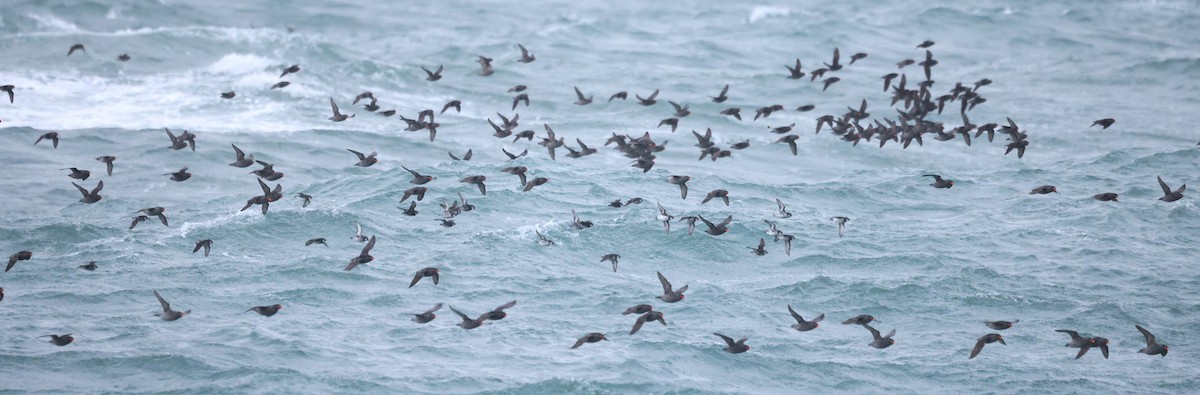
[0,37,1183,360]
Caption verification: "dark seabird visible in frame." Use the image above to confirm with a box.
[795,104,815,112]
[655,271,687,303]
[1157,176,1185,202]
[822,77,841,91]
[667,175,690,199]
[1092,193,1119,202]
[502,166,528,186]
[776,135,799,156]
[623,304,652,315]
[917,40,934,48]
[571,333,608,349]
[476,55,494,76]
[409,267,440,288]
[919,50,938,80]
[608,91,627,102]
[1030,185,1057,194]
[843,315,879,325]
[517,44,536,63]
[849,52,868,65]
[35,132,60,148]
[246,304,283,317]
[482,301,517,321]
[94,156,115,176]
[658,118,679,132]
[377,109,396,117]
[702,189,730,206]
[714,333,750,354]
[271,81,290,89]
[882,73,898,92]
[748,238,767,256]
[73,181,104,204]
[571,210,593,229]
[969,334,1006,359]
[450,306,486,329]
[413,303,443,323]
[297,193,312,208]
[1056,329,1104,359]
[710,84,729,103]
[459,175,487,196]
[785,59,805,79]
[1091,118,1115,129]
[985,320,1019,330]
[344,235,376,271]
[730,140,750,150]
[305,238,328,247]
[565,139,597,158]
[897,59,915,68]
[573,86,593,105]
[0,287,4,303]
[193,239,212,257]
[788,305,823,331]
[721,107,742,120]
[129,215,149,229]
[166,167,191,182]
[769,123,795,134]
[609,199,623,208]
[824,48,843,71]
[512,93,530,110]
[400,187,428,202]
[348,149,378,167]
[78,261,97,271]
[669,101,691,117]
[229,144,254,167]
[400,201,419,216]
[636,89,659,106]
[626,197,643,205]
[41,334,74,346]
[698,215,732,236]
[153,290,190,321]
[442,100,461,114]
[536,230,556,246]
[1136,325,1168,357]
[422,65,443,81]
[523,177,549,192]
[63,168,90,180]
[138,207,168,226]
[630,311,666,335]
[924,174,954,189]
[513,130,536,142]
[600,254,620,272]
[778,233,794,256]
[221,91,236,99]
[681,214,700,234]
[865,324,896,349]
[656,203,674,233]
[0,84,14,103]
[449,149,473,161]
[328,97,353,122]
[6,251,32,272]
[68,43,86,56]
[280,64,300,78]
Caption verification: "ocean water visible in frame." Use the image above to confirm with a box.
[1,0,1199,393]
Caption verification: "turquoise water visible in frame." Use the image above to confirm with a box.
[1,0,1199,393]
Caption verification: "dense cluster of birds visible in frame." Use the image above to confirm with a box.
[1,38,1183,360]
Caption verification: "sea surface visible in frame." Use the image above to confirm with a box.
[1,0,1199,393]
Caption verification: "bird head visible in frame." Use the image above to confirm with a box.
[274,304,283,310]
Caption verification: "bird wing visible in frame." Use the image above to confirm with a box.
[776,198,786,212]
[347,149,366,160]
[864,324,882,340]
[787,305,804,323]
[518,44,529,57]
[571,338,587,349]
[630,314,648,335]
[354,222,362,236]
[409,272,423,288]
[330,97,341,116]
[1075,345,1090,359]
[424,303,443,314]
[257,178,271,196]
[361,235,376,255]
[717,215,733,228]
[449,306,471,321]
[757,238,766,249]
[1136,325,1156,346]
[72,182,90,197]
[572,209,580,223]
[232,144,245,159]
[719,84,729,96]
[657,271,673,294]
[193,242,203,253]
[969,337,987,359]
[494,300,517,312]
[153,290,171,313]
[574,87,586,100]
[1056,329,1081,340]
[1099,343,1109,359]
[714,333,736,347]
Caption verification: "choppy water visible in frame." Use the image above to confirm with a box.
[2,0,1200,393]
